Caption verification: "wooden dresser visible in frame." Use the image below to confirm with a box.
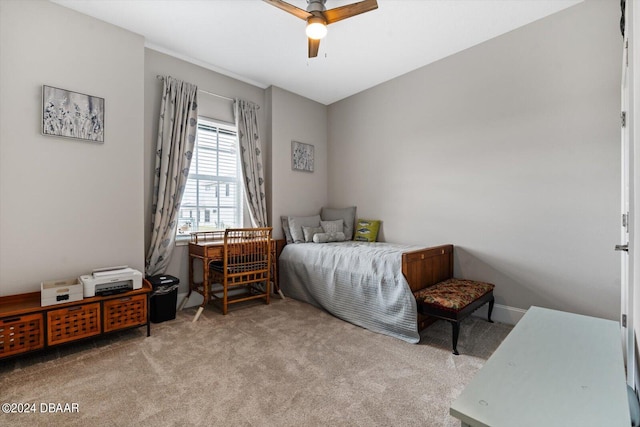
[0,280,151,360]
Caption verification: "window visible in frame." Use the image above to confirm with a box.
[176,118,243,237]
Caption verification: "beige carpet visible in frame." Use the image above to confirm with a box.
[0,298,511,427]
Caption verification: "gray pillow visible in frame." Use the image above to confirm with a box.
[303,226,324,243]
[288,214,321,243]
[281,216,293,244]
[321,219,343,234]
[320,206,356,240]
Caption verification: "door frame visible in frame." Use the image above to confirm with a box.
[624,0,639,390]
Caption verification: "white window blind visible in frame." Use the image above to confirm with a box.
[177,118,242,236]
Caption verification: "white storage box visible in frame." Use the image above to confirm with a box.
[41,278,83,307]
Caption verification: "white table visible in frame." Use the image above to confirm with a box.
[450,306,631,427]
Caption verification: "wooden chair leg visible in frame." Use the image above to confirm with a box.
[265,280,271,305]
[451,321,460,355]
[192,306,204,322]
[222,283,228,315]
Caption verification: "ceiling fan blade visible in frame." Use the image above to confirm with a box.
[324,0,378,24]
[308,38,320,58]
[263,0,312,20]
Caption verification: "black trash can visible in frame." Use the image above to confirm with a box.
[147,274,180,323]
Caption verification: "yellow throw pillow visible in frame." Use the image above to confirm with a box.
[353,219,380,242]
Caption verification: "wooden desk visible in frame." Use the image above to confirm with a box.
[450,306,630,427]
[187,233,283,303]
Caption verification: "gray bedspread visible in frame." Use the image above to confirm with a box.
[279,241,425,343]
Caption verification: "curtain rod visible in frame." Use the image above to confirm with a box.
[156,75,234,102]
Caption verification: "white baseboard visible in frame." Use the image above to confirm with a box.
[472,303,526,326]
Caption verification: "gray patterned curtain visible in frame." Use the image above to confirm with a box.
[234,99,268,227]
[146,76,198,276]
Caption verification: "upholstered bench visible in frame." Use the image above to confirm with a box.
[414,278,495,355]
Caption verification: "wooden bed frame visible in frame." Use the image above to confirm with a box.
[401,244,454,330]
[275,240,454,331]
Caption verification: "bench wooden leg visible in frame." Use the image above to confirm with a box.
[415,283,495,355]
[451,321,460,355]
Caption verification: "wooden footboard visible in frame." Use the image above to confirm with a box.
[402,244,454,330]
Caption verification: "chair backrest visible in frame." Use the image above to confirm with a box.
[222,227,272,276]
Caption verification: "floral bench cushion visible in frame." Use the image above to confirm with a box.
[413,278,495,312]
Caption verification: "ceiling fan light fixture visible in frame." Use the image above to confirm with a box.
[306,16,327,40]
[263,0,378,57]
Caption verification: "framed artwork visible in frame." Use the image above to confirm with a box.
[42,85,104,143]
[291,141,314,172]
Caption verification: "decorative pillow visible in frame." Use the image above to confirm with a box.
[281,216,294,244]
[303,226,324,243]
[353,219,381,242]
[320,206,356,240]
[288,215,321,243]
[321,219,343,234]
[313,231,346,243]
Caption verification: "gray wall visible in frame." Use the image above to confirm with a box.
[268,86,329,240]
[0,0,145,295]
[327,0,621,320]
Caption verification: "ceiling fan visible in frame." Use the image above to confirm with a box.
[263,0,379,58]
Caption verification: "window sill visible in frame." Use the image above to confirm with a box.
[175,236,190,247]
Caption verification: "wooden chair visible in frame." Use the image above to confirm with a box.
[192,227,272,321]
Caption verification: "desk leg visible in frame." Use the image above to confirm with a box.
[192,257,209,322]
[146,292,151,337]
[178,254,195,311]
[272,261,285,300]
[271,247,285,300]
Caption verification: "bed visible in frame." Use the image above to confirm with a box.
[279,240,454,343]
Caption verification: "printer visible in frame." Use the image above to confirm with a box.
[80,266,142,297]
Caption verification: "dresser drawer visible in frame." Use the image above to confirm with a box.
[0,313,44,357]
[47,302,101,346]
[103,294,147,333]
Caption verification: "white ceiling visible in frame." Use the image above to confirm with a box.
[51,0,582,105]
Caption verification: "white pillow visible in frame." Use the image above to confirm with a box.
[313,231,346,243]
[288,215,321,243]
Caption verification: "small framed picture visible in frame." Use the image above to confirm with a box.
[291,141,314,172]
[42,85,105,143]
